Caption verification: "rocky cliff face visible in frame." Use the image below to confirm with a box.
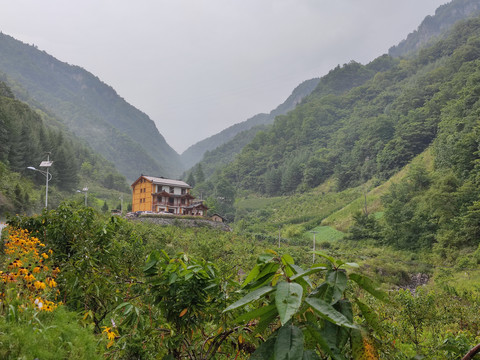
[389,0,480,57]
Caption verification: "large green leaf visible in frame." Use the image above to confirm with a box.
[257,262,280,280]
[305,297,358,330]
[243,271,279,290]
[257,253,275,264]
[234,303,276,323]
[312,250,335,265]
[274,324,304,360]
[242,264,260,287]
[306,323,346,360]
[302,350,320,360]
[326,269,347,304]
[243,263,280,290]
[355,299,384,336]
[276,281,304,325]
[256,305,279,335]
[250,337,275,360]
[223,286,274,312]
[332,300,353,350]
[143,250,160,275]
[289,266,325,283]
[349,273,388,301]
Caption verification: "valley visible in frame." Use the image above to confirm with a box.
[2,0,480,359]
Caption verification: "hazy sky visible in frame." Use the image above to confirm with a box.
[0,0,447,153]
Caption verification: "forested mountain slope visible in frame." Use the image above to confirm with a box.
[389,0,480,57]
[216,17,480,197]
[0,33,181,181]
[180,78,320,170]
[191,57,393,181]
[0,80,128,214]
[189,0,480,181]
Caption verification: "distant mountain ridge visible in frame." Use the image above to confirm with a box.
[0,33,182,182]
[389,0,480,57]
[180,78,320,170]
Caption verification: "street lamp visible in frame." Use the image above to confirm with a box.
[119,195,123,214]
[27,154,53,209]
[77,187,88,206]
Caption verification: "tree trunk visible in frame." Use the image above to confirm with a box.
[462,343,480,360]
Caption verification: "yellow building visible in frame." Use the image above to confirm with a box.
[131,175,206,215]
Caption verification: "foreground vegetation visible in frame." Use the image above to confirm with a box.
[0,201,479,359]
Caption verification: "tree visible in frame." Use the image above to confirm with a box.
[186,171,195,187]
[54,145,79,191]
[195,164,205,184]
[223,251,387,359]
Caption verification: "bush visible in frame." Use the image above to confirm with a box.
[0,307,101,360]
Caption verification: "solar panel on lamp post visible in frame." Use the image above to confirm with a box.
[27,153,53,209]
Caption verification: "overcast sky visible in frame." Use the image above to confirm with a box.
[0,0,447,153]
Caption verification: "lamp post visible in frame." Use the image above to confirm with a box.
[27,153,53,209]
[77,187,88,206]
[119,195,123,214]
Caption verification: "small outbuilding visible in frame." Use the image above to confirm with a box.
[211,213,227,223]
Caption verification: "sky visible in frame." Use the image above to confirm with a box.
[0,0,447,153]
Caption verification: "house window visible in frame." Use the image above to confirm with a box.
[169,197,174,205]
[181,198,185,204]
[169,187,174,194]
[181,188,186,195]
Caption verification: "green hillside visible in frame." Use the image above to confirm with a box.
[0,80,130,215]
[215,17,480,197]
[0,33,182,181]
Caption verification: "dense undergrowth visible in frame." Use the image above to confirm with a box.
[0,201,479,359]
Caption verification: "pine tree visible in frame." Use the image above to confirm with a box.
[186,172,195,187]
[195,164,205,184]
[102,200,109,213]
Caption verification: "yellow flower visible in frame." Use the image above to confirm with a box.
[24,273,35,282]
[34,281,46,290]
[41,253,49,260]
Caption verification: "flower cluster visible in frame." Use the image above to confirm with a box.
[0,227,61,312]
[102,326,119,348]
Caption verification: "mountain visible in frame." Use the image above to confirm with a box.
[389,0,480,57]
[0,79,129,214]
[209,14,480,198]
[0,33,182,182]
[180,78,320,170]
[192,58,392,180]
[185,1,478,179]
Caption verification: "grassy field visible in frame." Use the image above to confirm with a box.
[306,225,345,242]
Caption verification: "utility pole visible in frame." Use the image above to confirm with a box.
[310,230,318,263]
[278,226,281,248]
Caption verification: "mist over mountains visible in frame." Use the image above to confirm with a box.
[1,0,479,186]
[0,33,181,182]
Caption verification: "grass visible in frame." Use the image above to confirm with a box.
[321,148,434,231]
[306,225,345,242]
